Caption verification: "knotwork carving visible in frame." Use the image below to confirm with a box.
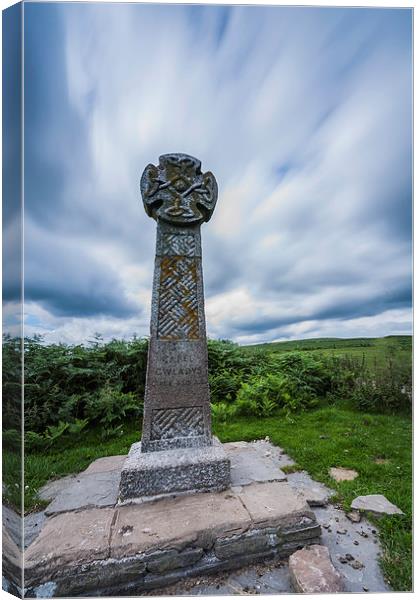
[141,153,218,225]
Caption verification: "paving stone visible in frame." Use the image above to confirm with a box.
[24,510,47,547]
[224,442,287,487]
[351,494,404,517]
[237,481,313,527]
[249,440,297,470]
[146,548,204,573]
[38,474,78,501]
[83,455,127,475]
[45,470,121,516]
[25,508,115,576]
[2,505,22,547]
[329,467,359,482]
[289,544,344,593]
[286,470,332,506]
[346,510,362,523]
[214,531,275,560]
[2,526,22,598]
[110,489,251,558]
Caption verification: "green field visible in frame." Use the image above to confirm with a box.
[242,335,412,369]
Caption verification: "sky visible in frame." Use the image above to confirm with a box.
[3,2,413,345]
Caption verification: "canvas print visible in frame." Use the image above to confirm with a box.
[2,1,412,597]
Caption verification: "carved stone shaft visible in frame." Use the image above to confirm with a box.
[140,153,217,452]
[141,221,211,452]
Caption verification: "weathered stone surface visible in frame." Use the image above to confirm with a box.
[329,467,359,482]
[238,481,312,527]
[38,474,78,502]
[289,544,344,593]
[45,470,121,516]
[111,489,251,558]
[139,154,218,455]
[214,531,276,560]
[2,525,22,579]
[224,442,287,486]
[351,494,404,516]
[146,548,204,573]
[119,437,230,500]
[21,477,324,596]
[287,470,332,506]
[83,455,127,475]
[346,510,362,523]
[2,505,22,547]
[117,154,229,500]
[24,510,47,547]
[25,508,114,577]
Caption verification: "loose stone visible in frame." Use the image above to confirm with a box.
[346,510,362,523]
[329,467,358,482]
[289,545,344,593]
[351,495,404,517]
[351,560,364,570]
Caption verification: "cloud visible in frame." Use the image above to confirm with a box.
[5,4,411,343]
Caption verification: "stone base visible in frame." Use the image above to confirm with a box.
[24,481,321,597]
[119,436,230,501]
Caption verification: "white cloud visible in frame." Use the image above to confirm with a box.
[12,4,411,344]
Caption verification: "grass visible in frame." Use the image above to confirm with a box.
[5,405,411,591]
[242,335,412,370]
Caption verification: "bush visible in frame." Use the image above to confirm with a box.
[211,402,237,423]
[3,335,411,445]
[6,335,149,433]
[85,386,142,437]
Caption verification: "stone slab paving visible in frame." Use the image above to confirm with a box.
[38,474,78,501]
[3,505,46,549]
[23,480,320,596]
[44,470,121,516]
[286,470,332,506]
[225,442,287,487]
[83,454,127,475]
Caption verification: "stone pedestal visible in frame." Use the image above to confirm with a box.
[119,437,230,500]
[119,154,230,500]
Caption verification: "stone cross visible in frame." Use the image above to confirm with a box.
[140,153,217,452]
[119,154,230,500]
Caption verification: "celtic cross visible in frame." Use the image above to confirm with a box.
[139,153,218,452]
